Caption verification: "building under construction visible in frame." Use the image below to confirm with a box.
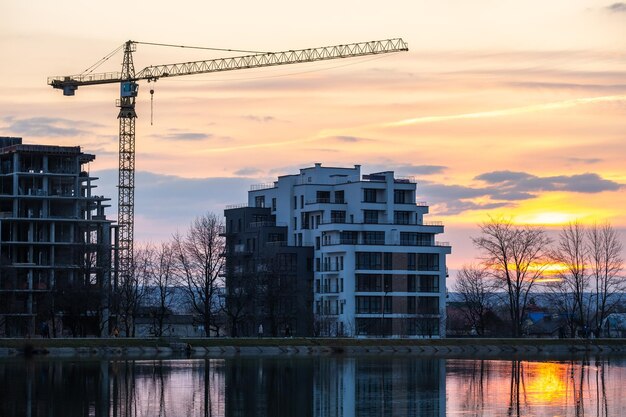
[0,137,115,337]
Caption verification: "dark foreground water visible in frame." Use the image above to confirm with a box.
[1,355,625,416]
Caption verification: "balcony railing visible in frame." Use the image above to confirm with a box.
[225,203,248,210]
[323,239,445,248]
[250,183,275,191]
[306,198,347,205]
[249,221,287,228]
[319,219,441,226]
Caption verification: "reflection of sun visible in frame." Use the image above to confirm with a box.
[525,362,567,404]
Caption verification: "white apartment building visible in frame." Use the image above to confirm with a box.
[248,163,451,338]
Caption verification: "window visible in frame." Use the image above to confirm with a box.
[356,252,382,270]
[254,195,265,208]
[383,274,392,292]
[335,190,345,203]
[383,296,392,314]
[268,233,284,242]
[300,195,304,209]
[394,211,411,225]
[271,198,276,211]
[363,188,378,203]
[400,232,432,246]
[364,210,379,224]
[383,252,393,270]
[408,253,416,270]
[356,274,382,291]
[316,190,330,203]
[410,275,439,292]
[394,189,408,204]
[407,296,416,314]
[315,258,320,272]
[315,236,320,250]
[331,210,346,223]
[408,275,416,292]
[416,297,439,314]
[362,231,384,245]
[356,296,382,313]
[340,231,357,244]
[417,254,439,271]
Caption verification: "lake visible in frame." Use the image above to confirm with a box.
[1,355,625,416]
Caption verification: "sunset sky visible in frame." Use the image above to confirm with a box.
[1,1,625,274]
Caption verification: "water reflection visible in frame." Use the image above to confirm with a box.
[446,358,626,416]
[0,355,624,416]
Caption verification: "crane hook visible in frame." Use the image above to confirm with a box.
[150,87,155,126]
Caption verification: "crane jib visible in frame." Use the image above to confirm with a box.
[47,38,408,94]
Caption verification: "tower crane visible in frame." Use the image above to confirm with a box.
[47,38,409,283]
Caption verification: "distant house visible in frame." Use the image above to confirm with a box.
[525,315,567,338]
[133,306,206,338]
[602,313,626,338]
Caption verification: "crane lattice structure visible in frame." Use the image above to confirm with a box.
[48,38,408,284]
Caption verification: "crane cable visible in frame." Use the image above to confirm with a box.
[134,41,268,55]
[80,44,125,75]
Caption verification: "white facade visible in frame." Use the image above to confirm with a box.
[248,163,451,338]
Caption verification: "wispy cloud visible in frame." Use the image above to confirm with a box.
[382,95,626,128]
[567,157,602,165]
[233,167,262,176]
[152,129,213,141]
[243,115,276,123]
[1,116,102,137]
[606,2,626,12]
[332,135,374,143]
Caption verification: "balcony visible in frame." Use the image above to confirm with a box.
[319,284,340,294]
[306,198,347,205]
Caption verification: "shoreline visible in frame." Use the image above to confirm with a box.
[1,337,625,359]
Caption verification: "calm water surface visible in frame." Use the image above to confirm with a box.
[1,355,625,416]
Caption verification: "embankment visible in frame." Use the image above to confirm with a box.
[1,337,625,359]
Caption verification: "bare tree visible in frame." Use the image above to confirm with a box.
[588,222,625,336]
[146,242,176,337]
[222,269,258,337]
[173,213,224,337]
[454,264,494,336]
[116,246,150,337]
[472,216,551,337]
[544,222,590,337]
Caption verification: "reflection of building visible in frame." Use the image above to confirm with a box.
[0,137,114,337]
[314,357,446,417]
[242,164,450,337]
[222,206,314,336]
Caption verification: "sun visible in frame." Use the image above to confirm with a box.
[516,212,578,225]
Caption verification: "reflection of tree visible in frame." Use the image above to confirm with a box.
[460,360,489,412]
